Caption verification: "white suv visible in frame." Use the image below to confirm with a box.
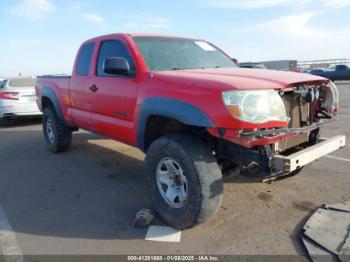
[0,77,42,125]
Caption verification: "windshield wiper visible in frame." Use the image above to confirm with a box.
[171,66,219,71]
[171,67,198,70]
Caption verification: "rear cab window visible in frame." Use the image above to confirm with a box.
[76,42,95,76]
[96,40,136,77]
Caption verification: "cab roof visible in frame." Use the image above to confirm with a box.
[84,33,198,43]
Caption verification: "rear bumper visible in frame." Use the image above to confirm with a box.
[3,112,42,117]
[0,107,42,118]
[272,135,346,173]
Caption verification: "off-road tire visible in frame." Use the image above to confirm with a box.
[145,134,223,229]
[43,107,72,153]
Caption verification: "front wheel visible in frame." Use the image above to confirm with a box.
[43,107,72,153]
[145,134,223,229]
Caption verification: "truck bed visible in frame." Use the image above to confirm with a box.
[37,74,71,90]
[36,74,71,91]
[36,74,72,123]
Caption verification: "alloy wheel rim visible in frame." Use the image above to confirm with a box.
[156,157,188,208]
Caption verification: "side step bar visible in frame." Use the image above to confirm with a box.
[272,135,346,173]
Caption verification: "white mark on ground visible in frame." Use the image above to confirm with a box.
[0,206,23,262]
[325,155,350,163]
[338,115,350,118]
[145,225,181,242]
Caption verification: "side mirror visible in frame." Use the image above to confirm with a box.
[103,57,130,76]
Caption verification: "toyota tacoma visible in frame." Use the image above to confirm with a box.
[36,33,346,229]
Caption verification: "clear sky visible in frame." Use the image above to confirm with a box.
[0,0,349,76]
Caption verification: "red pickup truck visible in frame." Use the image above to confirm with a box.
[36,33,345,229]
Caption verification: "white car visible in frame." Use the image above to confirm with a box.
[0,77,42,125]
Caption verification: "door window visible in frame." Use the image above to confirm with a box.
[96,40,135,76]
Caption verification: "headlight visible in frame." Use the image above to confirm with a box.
[222,90,288,124]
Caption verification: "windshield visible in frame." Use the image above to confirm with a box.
[133,37,237,71]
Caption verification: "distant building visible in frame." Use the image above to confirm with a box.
[261,60,298,71]
[239,60,298,71]
[238,58,350,71]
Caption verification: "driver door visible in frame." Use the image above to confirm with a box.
[88,38,138,145]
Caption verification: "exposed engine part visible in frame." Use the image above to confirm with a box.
[217,140,273,178]
[320,82,339,114]
[291,83,337,122]
[246,161,261,175]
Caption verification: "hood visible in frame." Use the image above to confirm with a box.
[155,68,328,91]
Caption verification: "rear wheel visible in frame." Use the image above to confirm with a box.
[43,107,72,153]
[145,134,223,229]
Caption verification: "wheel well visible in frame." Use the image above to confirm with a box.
[143,115,212,151]
[41,96,54,110]
[41,96,78,132]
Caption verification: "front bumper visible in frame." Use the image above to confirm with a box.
[272,135,346,173]
[240,118,335,138]
[208,118,336,149]
[217,134,346,181]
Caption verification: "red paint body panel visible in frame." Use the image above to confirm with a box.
[36,33,329,149]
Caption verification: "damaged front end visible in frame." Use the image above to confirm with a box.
[211,81,345,181]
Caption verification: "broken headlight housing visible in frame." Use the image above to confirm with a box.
[321,82,339,114]
[222,90,288,124]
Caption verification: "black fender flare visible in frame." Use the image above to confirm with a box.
[137,97,215,151]
[40,86,67,126]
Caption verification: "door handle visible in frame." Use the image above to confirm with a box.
[89,84,98,93]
